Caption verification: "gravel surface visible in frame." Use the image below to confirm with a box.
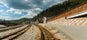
[14,25,41,40]
[0,25,28,38]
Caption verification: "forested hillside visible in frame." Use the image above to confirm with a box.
[0,18,32,26]
[32,0,87,21]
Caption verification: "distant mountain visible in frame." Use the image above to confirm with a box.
[0,18,32,26]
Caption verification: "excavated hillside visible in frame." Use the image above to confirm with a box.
[48,2,87,22]
[39,2,87,40]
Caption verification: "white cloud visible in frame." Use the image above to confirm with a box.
[24,0,29,2]
[33,8,43,11]
[6,8,22,14]
[0,10,4,12]
[5,7,42,19]
[43,0,51,4]
[6,8,14,12]
[14,10,22,14]
[42,0,65,7]
[0,16,10,20]
[28,4,38,8]
[19,9,38,19]
[0,0,9,8]
[0,5,4,7]
[17,8,42,19]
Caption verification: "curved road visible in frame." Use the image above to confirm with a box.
[35,24,60,40]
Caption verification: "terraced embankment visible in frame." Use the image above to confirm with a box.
[41,17,87,40]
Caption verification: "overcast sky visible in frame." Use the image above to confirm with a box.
[0,0,65,20]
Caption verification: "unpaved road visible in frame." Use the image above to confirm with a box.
[0,24,59,40]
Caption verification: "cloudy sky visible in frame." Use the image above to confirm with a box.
[0,0,65,20]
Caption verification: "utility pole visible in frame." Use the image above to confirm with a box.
[43,17,47,24]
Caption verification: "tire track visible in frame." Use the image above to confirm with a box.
[0,25,23,32]
[35,24,60,40]
[0,24,31,40]
[0,24,60,40]
[2,24,32,40]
